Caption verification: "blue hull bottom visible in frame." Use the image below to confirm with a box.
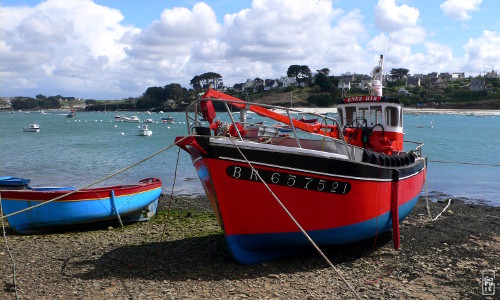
[2,190,161,234]
[225,196,419,264]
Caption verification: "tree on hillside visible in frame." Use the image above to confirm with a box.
[317,68,330,76]
[190,75,202,92]
[390,68,409,80]
[190,72,223,92]
[306,93,334,107]
[164,83,185,102]
[314,73,333,92]
[143,86,166,103]
[287,65,312,83]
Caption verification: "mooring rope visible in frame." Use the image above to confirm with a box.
[428,159,500,167]
[424,175,453,222]
[0,195,20,300]
[158,147,182,245]
[0,136,190,220]
[424,157,500,220]
[227,137,362,300]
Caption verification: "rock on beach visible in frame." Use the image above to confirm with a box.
[1,195,499,299]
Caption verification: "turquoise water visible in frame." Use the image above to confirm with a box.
[1,110,499,206]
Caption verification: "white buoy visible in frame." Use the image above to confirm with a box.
[114,125,117,128]
[121,132,124,135]
[167,126,170,129]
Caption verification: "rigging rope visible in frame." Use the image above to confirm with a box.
[0,136,190,221]
[227,137,362,300]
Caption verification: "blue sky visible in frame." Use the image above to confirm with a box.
[1,0,499,99]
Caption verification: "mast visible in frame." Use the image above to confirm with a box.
[369,54,384,97]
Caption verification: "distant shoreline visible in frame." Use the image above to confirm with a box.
[3,106,500,116]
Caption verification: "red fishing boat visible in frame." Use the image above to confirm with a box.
[176,56,426,264]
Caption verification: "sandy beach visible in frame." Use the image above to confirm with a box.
[1,194,498,299]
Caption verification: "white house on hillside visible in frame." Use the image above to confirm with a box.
[280,76,297,88]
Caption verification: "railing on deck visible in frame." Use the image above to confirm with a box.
[184,98,353,159]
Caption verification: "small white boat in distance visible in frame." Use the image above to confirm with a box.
[23,124,40,132]
[143,118,154,123]
[127,116,140,123]
[138,124,152,136]
[115,114,130,122]
[162,116,174,124]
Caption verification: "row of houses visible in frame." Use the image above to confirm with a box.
[339,70,499,94]
[230,76,308,93]
[227,69,498,95]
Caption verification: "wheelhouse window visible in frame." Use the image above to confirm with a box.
[358,107,369,124]
[370,106,382,126]
[345,107,356,126]
[385,106,399,127]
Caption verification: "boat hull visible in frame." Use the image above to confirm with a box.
[179,136,426,264]
[0,178,162,234]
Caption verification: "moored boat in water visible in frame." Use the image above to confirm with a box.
[138,124,153,136]
[162,116,174,124]
[23,123,40,132]
[66,109,76,118]
[0,178,162,234]
[175,55,426,264]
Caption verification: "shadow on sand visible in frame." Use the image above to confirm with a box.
[64,231,393,281]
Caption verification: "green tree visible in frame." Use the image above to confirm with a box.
[190,72,223,92]
[389,68,409,80]
[164,83,184,102]
[287,65,311,83]
[317,68,330,76]
[314,73,333,92]
[306,93,334,107]
[190,75,202,92]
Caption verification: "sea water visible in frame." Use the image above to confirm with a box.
[1,110,499,206]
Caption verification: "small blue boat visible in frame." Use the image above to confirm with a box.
[0,178,162,234]
[0,176,31,188]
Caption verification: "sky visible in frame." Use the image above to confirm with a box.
[1,0,499,99]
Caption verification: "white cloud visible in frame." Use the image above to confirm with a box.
[0,0,136,98]
[219,0,348,82]
[1,0,496,99]
[463,30,500,72]
[374,0,419,32]
[440,0,482,21]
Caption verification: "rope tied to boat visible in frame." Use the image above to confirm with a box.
[226,137,362,300]
[424,177,452,222]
